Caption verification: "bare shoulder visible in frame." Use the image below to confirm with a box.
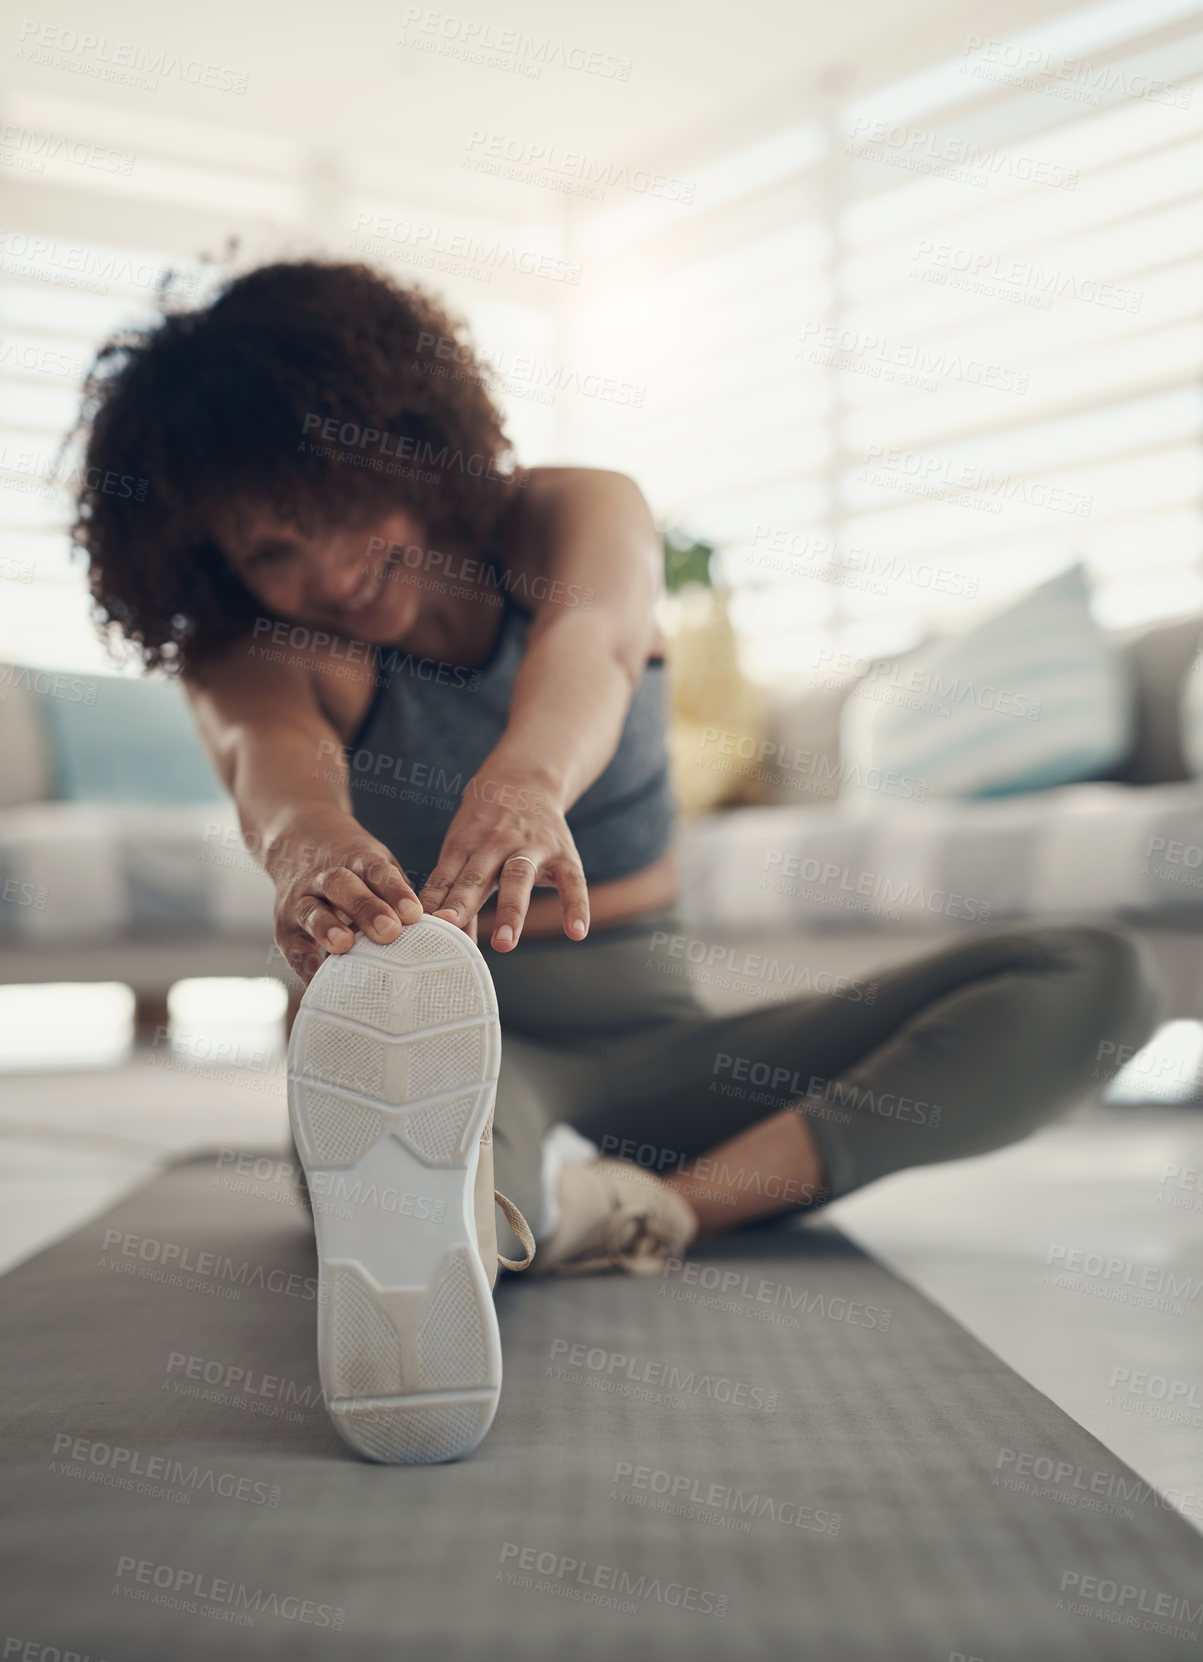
[518,462,648,518]
[499,465,665,653]
[184,626,378,744]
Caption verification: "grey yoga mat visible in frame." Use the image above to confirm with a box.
[0,1151,1200,1662]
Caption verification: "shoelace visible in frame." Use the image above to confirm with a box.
[481,1102,535,1273]
[494,1190,536,1273]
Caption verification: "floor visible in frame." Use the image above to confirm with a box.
[2,1036,1201,1536]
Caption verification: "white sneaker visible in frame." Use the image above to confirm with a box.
[532,1158,698,1276]
[287,914,533,1465]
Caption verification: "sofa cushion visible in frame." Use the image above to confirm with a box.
[665,590,768,815]
[678,781,1203,936]
[838,565,1133,800]
[1178,638,1203,782]
[0,666,54,808]
[1113,611,1203,785]
[0,803,274,946]
[33,673,224,805]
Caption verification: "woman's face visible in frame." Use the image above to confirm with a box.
[219,503,426,643]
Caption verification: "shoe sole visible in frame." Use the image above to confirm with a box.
[286,915,502,1465]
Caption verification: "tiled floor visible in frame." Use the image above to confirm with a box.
[835,1103,1203,1534]
[2,1046,1200,1534]
[0,1047,291,1274]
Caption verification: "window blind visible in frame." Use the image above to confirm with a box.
[0,88,562,672]
[563,0,1203,681]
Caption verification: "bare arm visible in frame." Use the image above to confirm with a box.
[419,467,662,949]
[497,467,660,802]
[186,640,422,980]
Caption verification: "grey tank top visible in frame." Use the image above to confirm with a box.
[346,591,676,889]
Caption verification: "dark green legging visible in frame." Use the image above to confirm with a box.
[483,909,1161,1252]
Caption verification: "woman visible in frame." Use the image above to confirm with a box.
[71,259,1159,1465]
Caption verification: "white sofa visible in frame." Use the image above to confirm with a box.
[1,611,1201,1022]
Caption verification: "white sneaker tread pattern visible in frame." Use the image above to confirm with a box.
[287,916,502,1465]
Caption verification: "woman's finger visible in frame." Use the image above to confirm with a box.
[433,845,509,928]
[550,856,590,941]
[318,867,403,944]
[293,899,356,955]
[418,853,468,917]
[490,854,539,951]
[347,852,424,923]
[278,929,323,984]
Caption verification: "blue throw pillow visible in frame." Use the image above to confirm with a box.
[33,670,225,804]
[839,564,1134,800]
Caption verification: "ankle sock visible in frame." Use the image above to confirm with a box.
[536,1123,599,1240]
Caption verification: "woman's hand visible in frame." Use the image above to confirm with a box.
[268,808,424,983]
[418,766,589,951]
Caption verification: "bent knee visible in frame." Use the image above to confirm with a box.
[1037,924,1161,1054]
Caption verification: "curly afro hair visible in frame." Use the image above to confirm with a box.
[66,259,522,674]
